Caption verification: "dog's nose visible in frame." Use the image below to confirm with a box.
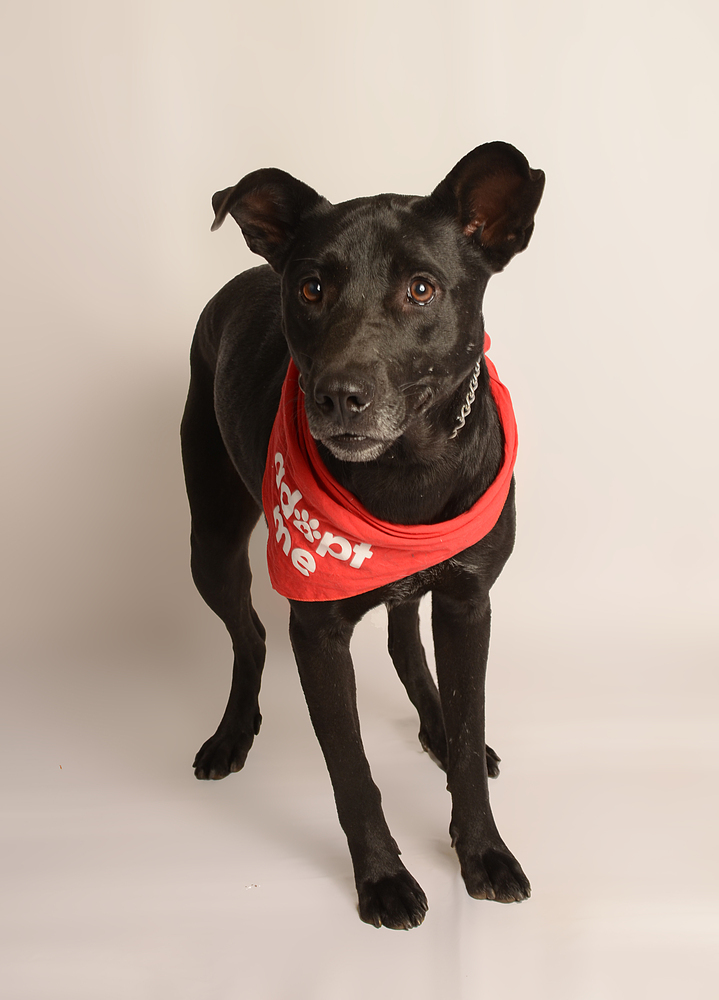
[313,373,375,425]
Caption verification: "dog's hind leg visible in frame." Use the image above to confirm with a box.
[290,602,428,929]
[387,599,448,768]
[388,599,500,777]
[181,355,266,780]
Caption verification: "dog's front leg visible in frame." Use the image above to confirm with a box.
[432,589,531,903]
[289,602,428,929]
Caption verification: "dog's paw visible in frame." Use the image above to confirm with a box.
[459,846,531,903]
[193,717,261,780]
[419,726,448,770]
[420,736,500,778]
[485,744,501,778]
[357,869,428,930]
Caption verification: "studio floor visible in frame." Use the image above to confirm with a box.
[3,542,717,1000]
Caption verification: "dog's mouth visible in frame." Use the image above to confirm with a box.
[319,432,393,463]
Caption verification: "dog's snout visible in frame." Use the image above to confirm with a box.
[313,373,375,425]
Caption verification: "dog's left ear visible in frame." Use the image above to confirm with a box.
[430,142,545,271]
[210,168,328,271]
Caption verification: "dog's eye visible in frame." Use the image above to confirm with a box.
[301,279,322,303]
[408,278,435,305]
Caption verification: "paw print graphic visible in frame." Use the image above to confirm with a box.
[293,509,322,543]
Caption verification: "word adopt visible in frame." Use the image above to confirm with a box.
[272,452,373,578]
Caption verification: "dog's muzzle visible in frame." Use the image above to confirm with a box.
[303,369,401,462]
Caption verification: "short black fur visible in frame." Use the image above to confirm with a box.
[181,141,545,929]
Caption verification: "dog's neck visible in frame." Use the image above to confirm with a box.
[317,365,504,526]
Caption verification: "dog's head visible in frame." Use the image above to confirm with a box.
[211,143,544,463]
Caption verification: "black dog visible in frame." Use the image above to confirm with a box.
[181,141,544,929]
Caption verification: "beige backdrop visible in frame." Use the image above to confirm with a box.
[2,2,717,998]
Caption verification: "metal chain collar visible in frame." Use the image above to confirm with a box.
[449,357,482,439]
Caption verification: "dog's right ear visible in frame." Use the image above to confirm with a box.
[211,168,327,271]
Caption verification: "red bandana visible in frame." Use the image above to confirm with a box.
[262,335,517,602]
